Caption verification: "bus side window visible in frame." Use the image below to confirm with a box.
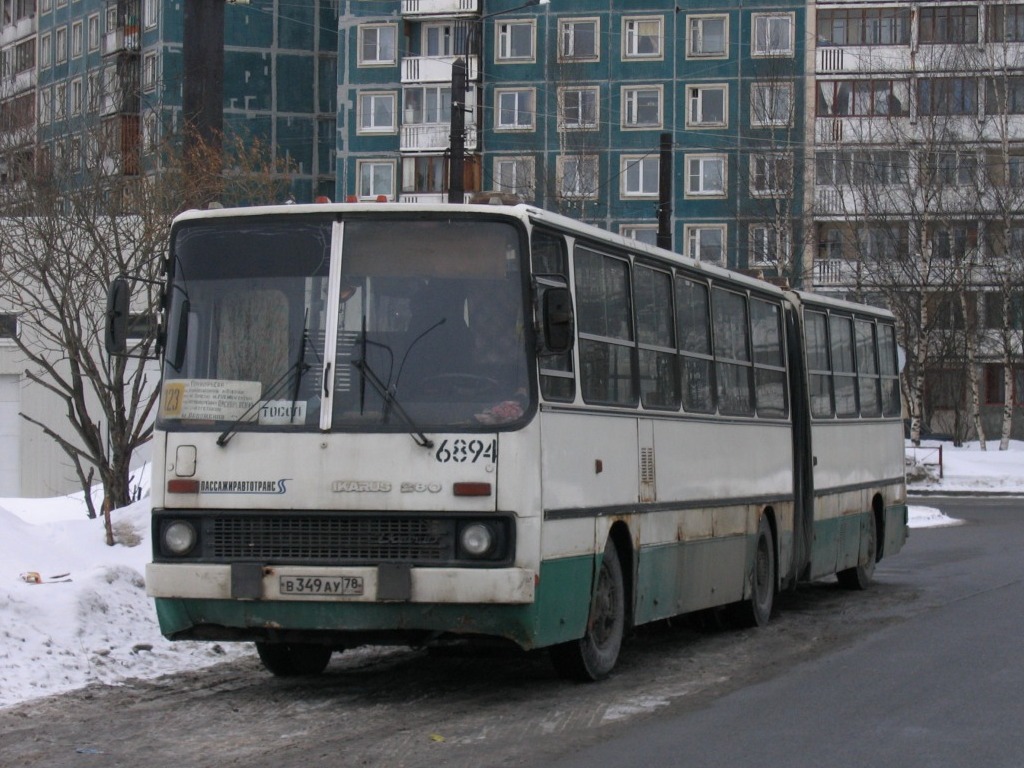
[806,310,833,418]
[711,287,753,416]
[575,247,637,407]
[830,315,858,417]
[532,230,576,402]
[878,322,901,416]
[675,277,715,413]
[751,298,788,418]
[855,318,881,417]
[634,265,680,410]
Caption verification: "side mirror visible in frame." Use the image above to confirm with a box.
[166,297,190,371]
[105,277,129,356]
[542,287,574,354]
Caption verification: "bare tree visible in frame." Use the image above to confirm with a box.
[0,125,293,519]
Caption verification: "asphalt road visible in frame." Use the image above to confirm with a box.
[543,497,1024,768]
[0,497,1019,768]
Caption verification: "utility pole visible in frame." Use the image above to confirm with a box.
[182,0,225,205]
[447,57,467,204]
[657,132,672,250]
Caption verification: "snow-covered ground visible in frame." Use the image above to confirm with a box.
[0,441,1018,710]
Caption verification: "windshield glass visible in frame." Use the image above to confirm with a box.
[334,219,530,429]
[160,215,532,434]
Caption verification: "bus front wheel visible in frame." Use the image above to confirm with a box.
[255,642,333,676]
[550,537,626,682]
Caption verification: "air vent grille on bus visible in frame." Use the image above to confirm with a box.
[210,515,452,563]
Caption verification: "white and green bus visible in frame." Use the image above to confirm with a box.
[108,202,907,681]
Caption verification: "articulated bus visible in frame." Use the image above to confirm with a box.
[108,202,907,681]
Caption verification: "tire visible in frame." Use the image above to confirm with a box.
[550,537,626,682]
[731,516,776,628]
[838,511,877,590]
[255,642,333,676]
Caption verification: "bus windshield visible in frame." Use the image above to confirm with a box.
[161,216,532,434]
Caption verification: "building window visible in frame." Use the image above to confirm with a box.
[622,85,662,129]
[71,78,83,115]
[358,24,397,66]
[88,14,100,51]
[621,225,658,245]
[357,160,395,199]
[495,88,534,130]
[144,0,158,29]
[986,77,1024,115]
[403,85,451,125]
[924,150,978,186]
[39,88,52,124]
[41,0,51,13]
[143,52,157,91]
[752,13,794,56]
[105,6,117,33]
[685,225,726,265]
[750,225,791,266]
[687,84,727,128]
[817,79,909,116]
[143,111,159,154]
[88,71,101,112]
[428,23,471,57]
[622,155,659,197]
[72,21,83,57]
[55,82,67,120]
[919,6,978,44]
[358,91,396,133]
[751,82,793,126]
[750,153,792,197]
[39,34,52,69]
[918,77,978,116]
[687,15,727,58]
[401,155,446,194]
[496,20,535,61]
[817,8,910,46]
[928,222,978,259]
[0,313,17,341]
[686,154,726,197]
[55,26,67,63]
[988,4,1024,42]
[558,18,599,61]
[558,154,599,198]
[494,156,535,199]
[559,86,598,130]
[623,16,663,59]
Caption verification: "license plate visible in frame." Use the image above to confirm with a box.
[279,575,364,596]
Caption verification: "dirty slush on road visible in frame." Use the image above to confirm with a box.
[0,578,916,768]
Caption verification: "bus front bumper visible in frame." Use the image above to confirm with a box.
[146,562,537,604]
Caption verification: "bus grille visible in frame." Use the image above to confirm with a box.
[210,515,453,563]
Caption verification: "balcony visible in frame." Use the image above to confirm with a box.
[813,258,859,287]
[1,67,36,96]
[815,45,911,74]
[401,121,477,152]
[403,55,479,84]
[401,0,478,16]
[398,192,474,203]
[103,26,140,56]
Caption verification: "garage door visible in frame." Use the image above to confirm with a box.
[0,375,20,496]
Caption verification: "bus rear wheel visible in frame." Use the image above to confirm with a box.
[730,516,776,628]
[838,511,877,590]
[550,537,626,682]
[255,642,333,676]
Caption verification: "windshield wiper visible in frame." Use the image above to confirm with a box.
[351,358,434,449]
[217,359,310,447]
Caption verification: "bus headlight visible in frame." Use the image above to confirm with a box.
[163,520,197,556]
[459,522,495,558]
